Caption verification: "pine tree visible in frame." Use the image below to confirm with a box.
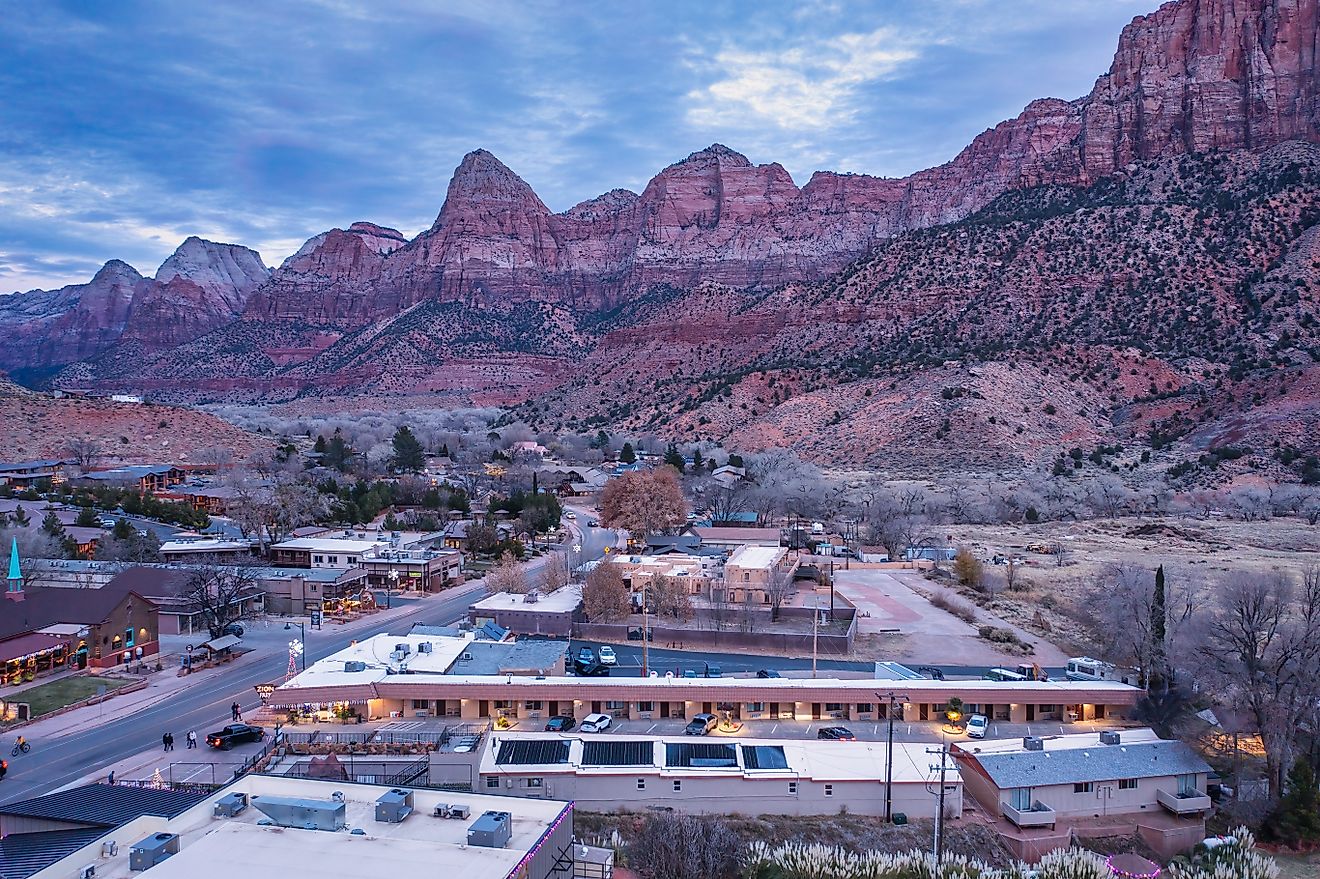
[1266,759,1320,846]
[313,435,327,454]
[692,449,704,471]
[664,443,685,473]
[592,430,609,450]
[619,442,636,464]
[390,426,426,472]
[41,511,65,538]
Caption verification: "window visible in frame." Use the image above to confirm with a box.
[824,703,843,712]
[486,776,500,789]
[672,780,682,792]
[605,701,627,711]
[1074,782,1095,794]
[824,784,834,797]
[1118,778,1138,790]
[1010,788,1033,811]
[313,555,323,564]
[327,555,338,564]
[524,701,543,710]
[412,699,430,710]
[493,700,513,710]
[347,556,357,564]
[856,703,874,714]
[638,701,654,712]
[748,702,765,713]
[1178,774,1198,796]
[124,628,134,648]
[742,572,750,581]
[788,782,798,794]
[525,778,543,788]
[637,779,646,790]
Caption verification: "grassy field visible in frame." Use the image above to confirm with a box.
[3,675,134,720]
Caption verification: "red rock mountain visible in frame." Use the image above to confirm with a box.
[3,0,1318,465]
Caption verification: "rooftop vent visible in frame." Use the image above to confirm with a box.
[344,660,367,673]
[1023,736,1044,752]
[213,792,248,818]
[418,642,433,654]
[1100,731,1122,745]
[250,795,346,831]
[467,810,512,849]
[128,833,179,871]
[375,788,414,823]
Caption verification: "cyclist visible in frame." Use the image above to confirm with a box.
[12,735,29,755]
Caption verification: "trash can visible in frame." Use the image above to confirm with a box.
[892,813,907,825]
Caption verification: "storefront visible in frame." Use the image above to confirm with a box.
[0,632,72,685]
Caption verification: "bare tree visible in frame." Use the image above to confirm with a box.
[65,436,104,470]
[537,550,570,594]
[765,564,797,622]
[1196,568,1320,798]
[696,481,749,525]
[183,566,260,639]
[600,468,687,537]
[650,573,692,622]
[628,812,740,879]
[581,563,629,622]
[230,476,325,551]
[1003,556,1023,591]
[1047,540,1071,567]
[1090,563,1202,686]
[1087,474,1134,519]
[486,551,528,595]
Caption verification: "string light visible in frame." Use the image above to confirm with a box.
[504,802,574,879]
[1106,854,1161,879]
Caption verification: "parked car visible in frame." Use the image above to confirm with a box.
[206,723,264,750]
[685,713,717,736]
[966,714,989,739]
[580,713,612,733]
[704,665,722,678]
[577,647,596,665]
[756,669,782,678]
[220,622,245,637]
[587,519,599,527]
[816,726,856,741]
[597,646,617,666]
[572,661,610,677]
[98,518,117,529]
[544,716,576,732]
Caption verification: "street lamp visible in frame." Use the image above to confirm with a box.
[386,569,399,609]
[284,621,306,671]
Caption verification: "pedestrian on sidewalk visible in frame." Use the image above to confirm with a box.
[186,730,197,749]
[162,732,172,752]
[231,701,241,721]
[107,769,114,785]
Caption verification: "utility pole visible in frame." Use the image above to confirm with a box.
[641,578,650,677]
[927,743,955,866]
[811,596,819,679]
[879,691,910,822]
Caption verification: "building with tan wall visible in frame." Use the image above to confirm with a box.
[722,544,799,604]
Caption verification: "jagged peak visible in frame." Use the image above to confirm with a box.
[92,259,143,283]
[670,143,753,170]
[561,188,640,220]
[348,221,406,240]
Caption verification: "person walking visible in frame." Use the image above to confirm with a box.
[231,702,241,722]
[162,732,171,752]
[186,730,197,749]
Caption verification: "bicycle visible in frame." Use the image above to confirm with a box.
[11,740,30,756]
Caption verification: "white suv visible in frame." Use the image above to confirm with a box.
[966,714,989,739]
[580,713,612,733]
[597,646,617,666]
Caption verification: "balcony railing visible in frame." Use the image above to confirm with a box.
[1157,787,1212,815]
[1003,801,1056,828]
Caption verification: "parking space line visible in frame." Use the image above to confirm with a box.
[646,724,656,734]
[770,724,777,735]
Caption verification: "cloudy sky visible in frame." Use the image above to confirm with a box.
[0,0,1151,293]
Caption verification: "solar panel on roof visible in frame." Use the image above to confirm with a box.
[741,745,789,770]
[582,740,654,766]
[495,739,570,765]
[665,742,737,768]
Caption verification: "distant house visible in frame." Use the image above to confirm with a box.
[441,519,474,549]
[722,544,799,605]
[0,459,70,487]
[102,566,264,636]
[710,465,746,488]
[469,585,582,637]
[509,441,550,461]
[161,483,243,515]
[158,535,259,562]
[691,526,782,553]
[709,510,759,528]
[82,465,185,494]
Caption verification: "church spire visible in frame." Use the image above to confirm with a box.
[5,537,24,602]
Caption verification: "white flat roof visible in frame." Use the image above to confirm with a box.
[295,633,475,682]
[727,544,784,569]
[160,538,253,553]
[272,537,384,553]
[472,585,581,614]
[955,727,1162,755]
[480,732,950,785]
[82,775,569,879]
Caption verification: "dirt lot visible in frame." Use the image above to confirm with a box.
[929,515,1318,656]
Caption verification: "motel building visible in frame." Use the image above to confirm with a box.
[268,634,1141,728]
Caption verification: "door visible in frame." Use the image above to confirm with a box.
[592,701,601,713]
[1026,704,1036,722]
[919,704,929,721]
[660,702,671,719]
[478,700,489,718]
[703,702,713,715]
[770,702,780,719]
[1010,787,1033,811]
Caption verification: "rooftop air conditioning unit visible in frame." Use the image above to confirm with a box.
[128,833,179,871]
[213,792,249,818]
[101,841,118,858]
[418,642,433,654]
[80,866,95,879]
[395,643,411,654]
[1100,731,1122,745]
[446,803,470,820]
[462,652,474,661]
[1023,737,1045,752]
[467,811,512,849]
[344,660,367,673]
[375,788,414,823]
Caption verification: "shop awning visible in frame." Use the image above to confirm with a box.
[198,634,241,652]
[0,632,70,664]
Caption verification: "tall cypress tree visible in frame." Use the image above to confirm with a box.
[1149,564,1168,691]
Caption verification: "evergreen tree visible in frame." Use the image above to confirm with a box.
[439,443,451,457]
[313,435,328,454]
[727,453,744,468]
[619,442,636,464]
[664,443,685,473]
[1150,564,1168,691]
[324,429,354,472]
[10,505,29,527]
[390,425,426,472]
[1266,759,1320,846]
[592,430,609,450]
[532,472,539,496]
[692,449,704,471]
[75,506,99,528]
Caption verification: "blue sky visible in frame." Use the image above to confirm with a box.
[0,0,1151,293]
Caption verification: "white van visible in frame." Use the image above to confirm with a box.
[983,668,1028,682]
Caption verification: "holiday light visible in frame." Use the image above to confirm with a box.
[1106,853,1161,879]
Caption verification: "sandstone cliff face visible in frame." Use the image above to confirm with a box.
[0,239,268,374]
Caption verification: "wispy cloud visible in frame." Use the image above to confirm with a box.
[686,27,923,132]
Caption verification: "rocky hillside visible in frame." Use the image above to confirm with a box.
[522,144,1320,470]
[0,379,272,464]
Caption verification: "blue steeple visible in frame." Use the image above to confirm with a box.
[6,537,21,591]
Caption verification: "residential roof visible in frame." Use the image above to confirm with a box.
[471,585,582,614]
[0,782,207,826]
[726,544,787,569]
[0,582,152,641]
[693,526,781,544]
[83,465,180,481]
[159,537,255,554]
[0,631,70,663]
[0,459,65,472]
[955,732,1211,788]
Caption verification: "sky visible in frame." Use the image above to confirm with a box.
[0,0,1152,293]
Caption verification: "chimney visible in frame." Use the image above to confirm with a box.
[5,537,24,602]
